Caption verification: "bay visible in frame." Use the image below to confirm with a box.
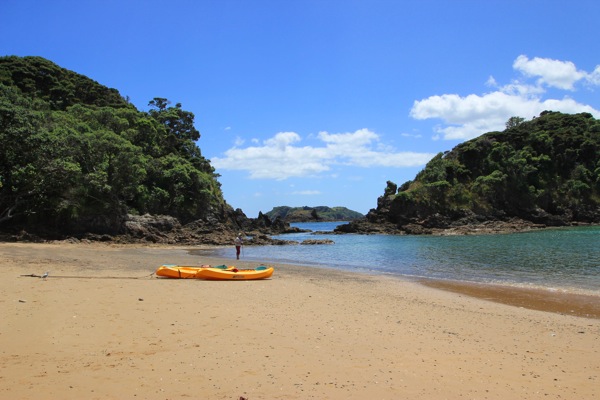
[209,222,600,294]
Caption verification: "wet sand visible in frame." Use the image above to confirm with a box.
[1,242,598,399]
[421,279,600,319]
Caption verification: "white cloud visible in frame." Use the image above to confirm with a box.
[410,55,600,140]
[400,132,422,139]
[486,76,498,88]
[264,131,302,149]
[291,190,321,195]
[513,55,586,90]
[211,129,435,180]
[588,65,600,85]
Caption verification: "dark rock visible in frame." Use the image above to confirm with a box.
[334,192,555,236]
[301,239,335,245]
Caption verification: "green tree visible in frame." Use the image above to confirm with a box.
[0,56,228,234]
[387,112,600,223]
[505,116,525,129]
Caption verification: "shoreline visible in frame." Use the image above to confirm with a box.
[419,278,600,319]
[7,240,600,319]
[194,246,600,320]
[1,242,599,399]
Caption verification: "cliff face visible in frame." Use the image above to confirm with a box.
[337,111,600,235]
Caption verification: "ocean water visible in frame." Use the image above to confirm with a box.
[208,222,600,294]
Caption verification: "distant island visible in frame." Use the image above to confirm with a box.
[265,206,364,222]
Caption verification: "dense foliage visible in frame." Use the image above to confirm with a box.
[0,56,225,234]
[266,206,363,222]
[383,111,600,224]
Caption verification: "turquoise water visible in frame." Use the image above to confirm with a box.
[209,222,600,294]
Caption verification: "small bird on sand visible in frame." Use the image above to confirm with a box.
[41,271,49,279]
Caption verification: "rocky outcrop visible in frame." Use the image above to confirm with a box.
[0,206,315,245]
[301,239,335,245]
[237,211,302,234]
[114,212,305,245]
[334,195,557,236]
[336,217,549,236]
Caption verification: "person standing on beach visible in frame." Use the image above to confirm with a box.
[235,232,243,260]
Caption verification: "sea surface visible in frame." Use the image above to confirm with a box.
[207,222,600,294]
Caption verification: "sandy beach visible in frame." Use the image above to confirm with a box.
[1,242,598,399]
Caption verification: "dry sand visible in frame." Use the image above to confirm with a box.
[0,242,598,399]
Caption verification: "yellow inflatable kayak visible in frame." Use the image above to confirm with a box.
[155,264,273,280]
[155,264,232,279]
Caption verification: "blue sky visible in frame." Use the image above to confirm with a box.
[2,0,599,217]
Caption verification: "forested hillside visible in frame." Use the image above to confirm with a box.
[3,57,598,240]
[0,56,227,236]
[339,111,600,234]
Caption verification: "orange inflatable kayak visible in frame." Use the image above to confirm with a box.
[155,264,273,280]
[196,265,274,280]
[155,264,232,279]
